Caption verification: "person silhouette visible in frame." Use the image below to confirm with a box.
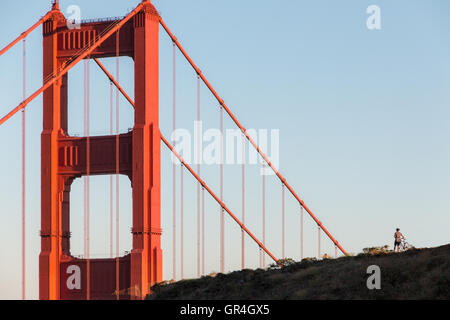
[394,228,405,252]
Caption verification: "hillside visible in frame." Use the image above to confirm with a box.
[147,244,449,300]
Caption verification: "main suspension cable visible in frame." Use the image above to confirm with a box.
[0,4,143,127]
[0,14,49,57]
[159,18,348,256]
[94,58,134,108]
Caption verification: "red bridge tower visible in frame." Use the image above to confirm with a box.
[39,0,162,300]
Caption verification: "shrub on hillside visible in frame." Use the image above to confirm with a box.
[362,245,390,255]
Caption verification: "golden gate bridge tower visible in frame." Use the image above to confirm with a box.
[40,0,161,300]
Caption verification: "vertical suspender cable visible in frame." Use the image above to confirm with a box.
[219,105,224,273]
[202,186,205,275]
[335,245,337,259]
[21,38,26,301]
[300,206,303,261]
[262,161,266,267]
[88,60,92,299]
[282,183,285,260]
[172,41,177,281]
[196,74,201,277]
[83,59,91,299]
[241,133,245,270]
[259,162,262,268]
[115,30,120,300]
[318,226,321,259]
[86,59,91,300]
[83,60,87,269]
[110,81,114,259]
[180,164,184,279]
[199,75,205,276]
[259,247,262,268]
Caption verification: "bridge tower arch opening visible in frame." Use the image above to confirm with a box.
[68,175,133,260]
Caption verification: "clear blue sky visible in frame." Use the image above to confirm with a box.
[0,0,449,300]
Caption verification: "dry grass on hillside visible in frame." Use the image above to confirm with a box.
[147,244,450,300]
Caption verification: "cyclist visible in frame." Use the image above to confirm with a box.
[394,228,405,252]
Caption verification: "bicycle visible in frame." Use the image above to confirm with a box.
[399,238,413,252]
